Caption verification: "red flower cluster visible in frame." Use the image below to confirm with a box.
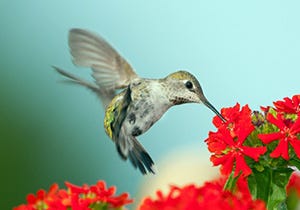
[138,177,266,210]
[258,94,300,160]
[14,181,132,210]
[258,112,300,160]
[205,103,266,177]
[273,95,300,114]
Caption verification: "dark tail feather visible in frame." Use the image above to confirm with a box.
[128,140,155,174]
[116,137,155,175]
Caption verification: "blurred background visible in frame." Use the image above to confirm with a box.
[1,1,300,209]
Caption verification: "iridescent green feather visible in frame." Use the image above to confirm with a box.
[104,87,132,140]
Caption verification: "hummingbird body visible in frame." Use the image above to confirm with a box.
[103,79,173,173]
[105,79,171,139]
[54,28,225,174]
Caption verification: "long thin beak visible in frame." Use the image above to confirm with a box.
[202,98,226,122]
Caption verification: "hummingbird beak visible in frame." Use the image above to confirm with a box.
[201,97,226,122]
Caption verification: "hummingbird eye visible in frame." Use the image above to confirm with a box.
[185,81,193,90]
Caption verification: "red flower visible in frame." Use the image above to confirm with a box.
[207,128,266,177]
[138,177,266,210]
[63,181,133,209]
[212,103,252,132]
[14,181,133,210]
[206,104,266,177]
[273,95,300,114]
[14,184,59,210]
[258,113,300,160]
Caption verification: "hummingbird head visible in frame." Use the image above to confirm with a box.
[165,71,226,122]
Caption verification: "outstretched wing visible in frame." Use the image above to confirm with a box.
[69,28,139,90]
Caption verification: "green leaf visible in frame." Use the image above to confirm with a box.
[248,168,271,201]
[289,158,300,170]
[248,167,293,210]
[287,189,300,210]
[224,169,240,191]
[89,202,108,210]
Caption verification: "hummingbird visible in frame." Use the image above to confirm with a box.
[54,28,225,175]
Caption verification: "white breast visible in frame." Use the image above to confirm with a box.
[124,80,172,136]
[148,81,171,119]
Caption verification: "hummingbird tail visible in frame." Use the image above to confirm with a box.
[116,136,155,175]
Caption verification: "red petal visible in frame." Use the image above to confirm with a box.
[235,124,254,144]
[242,146,267,161]
[290,138,300,159]
[65,182,86,194]
[291,115,300,134]
[213,115,225,128]
[260,106,270,113]
[205,131,228,153]
[235,155,252,177]
[240,104,252,117]
[96,180,106,190]
[283,97,295,110]
[270,139,289,160]
[292,95,300,107]
[48,183,59,196]
[37,189,46,199]
[258,132,283,144]
[267,113,286,129]
[210,155,223,166]
[107,186,117,195]
[220,154,235,175]
[220,129,235,146]
[26,194,36,204]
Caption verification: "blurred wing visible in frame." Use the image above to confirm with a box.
[69,28,139,90]
[53,66,115,109]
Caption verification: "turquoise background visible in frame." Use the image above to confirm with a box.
[1,1,300,209]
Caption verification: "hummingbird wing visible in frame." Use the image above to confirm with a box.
[68,28,139,91]
[104,86,154,174]
[53,66,114,108]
